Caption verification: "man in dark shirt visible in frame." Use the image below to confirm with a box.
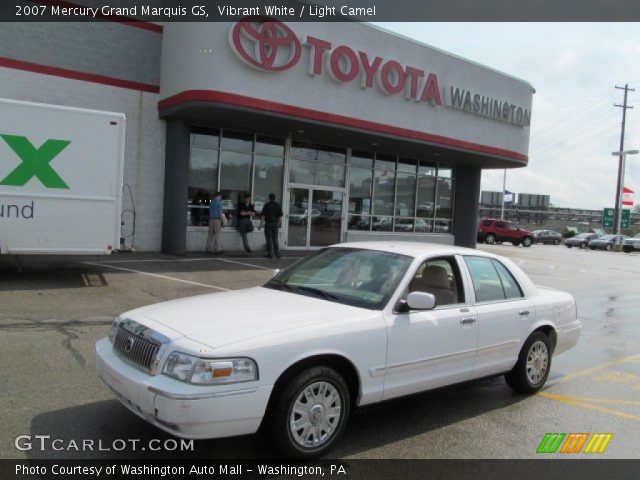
[260,193,283,259]
[237,194,256,254]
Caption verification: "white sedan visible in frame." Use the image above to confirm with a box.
[95,242,581,458]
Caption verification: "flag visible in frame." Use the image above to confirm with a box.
[622,187,634,207]
[504,190,514,204]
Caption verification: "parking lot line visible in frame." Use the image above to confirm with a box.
[81,262,230,291]
[560,355,640,382]
[215,258,272,270]
[537,392,640,421]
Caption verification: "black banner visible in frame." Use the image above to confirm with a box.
[2,0,640,22]
[1,460,640,480]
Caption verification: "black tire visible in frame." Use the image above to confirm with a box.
[590,246,596,250]
[272,366,350,459]
[606,244,613,251]
[623,246,633,253]
[554,239,560,245]
[522,236,533,247]
[566,244,572,248]
[505,332,552,394]
[580,242,586,249]
[485,233,496,245]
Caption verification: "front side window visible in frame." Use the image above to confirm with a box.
[508,223,518,231]
[408,256,465,306]
[264,248,412,309]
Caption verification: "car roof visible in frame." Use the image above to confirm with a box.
[331,241,498,259]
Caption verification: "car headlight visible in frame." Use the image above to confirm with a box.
[162,352,258,385]
[108,318,120,344]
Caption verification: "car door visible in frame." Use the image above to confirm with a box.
[493,220,508,240]
[461,255,533,378]
[381,255,477,401]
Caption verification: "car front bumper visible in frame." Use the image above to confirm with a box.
[95,338,272,439]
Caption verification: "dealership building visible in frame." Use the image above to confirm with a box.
[0,17,534,252]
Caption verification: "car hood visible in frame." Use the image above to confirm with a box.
[131,287,373,349]
[624,237,640,243]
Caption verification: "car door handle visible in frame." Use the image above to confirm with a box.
[460,317,477,324]
[519,310,530,316]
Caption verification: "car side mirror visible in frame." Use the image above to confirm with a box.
[406,291,437,310]
[272,269,280,278]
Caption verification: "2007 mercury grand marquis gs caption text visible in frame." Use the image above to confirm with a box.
[96,242,581,458]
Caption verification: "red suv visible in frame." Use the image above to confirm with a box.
[477,218,535,247]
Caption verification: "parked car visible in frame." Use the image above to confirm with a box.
[564,233,601,249]
[96,242,581,458]
[589,234,627,251]
[532,230,563,245]
[622,233,640,253]
[477,218,535,247]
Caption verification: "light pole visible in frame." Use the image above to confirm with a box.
[611,149,638,251]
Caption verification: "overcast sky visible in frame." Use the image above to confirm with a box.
[375,23,640,210]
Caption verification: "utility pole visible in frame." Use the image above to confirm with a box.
[613,84,634,234]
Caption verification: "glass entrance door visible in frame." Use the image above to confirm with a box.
[287,188,344,248]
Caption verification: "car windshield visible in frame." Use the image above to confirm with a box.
[263,247,413,309]
[575,233,590,238]
[601,235,615,240]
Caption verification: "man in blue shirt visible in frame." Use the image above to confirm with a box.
[206,192,224,255]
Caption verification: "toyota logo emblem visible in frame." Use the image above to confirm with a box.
[124,336,135,353]
[229,16,301,72]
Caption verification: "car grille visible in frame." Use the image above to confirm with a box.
[113,325,160,373]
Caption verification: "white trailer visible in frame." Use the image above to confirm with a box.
[0,99,125,255]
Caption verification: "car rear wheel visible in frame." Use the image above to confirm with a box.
[522,237,533,247]
[554,239,560,245]
[606,244,613,251]
[485,233,496,245]
[580,242,586,249]
[272,366,350,459]
[590,246,596,250]
[505,332,552,394]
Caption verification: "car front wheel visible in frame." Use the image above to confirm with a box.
[505,332,552,394]
[522,237,533,247]
[272,366,350,459]
[606,244,613,251]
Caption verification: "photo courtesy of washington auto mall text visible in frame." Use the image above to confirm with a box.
[2,0,640,479]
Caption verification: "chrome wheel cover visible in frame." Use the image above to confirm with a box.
[289,381,342,449]
[526,340,549,385]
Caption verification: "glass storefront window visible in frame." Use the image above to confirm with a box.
[375,154,396,172]
[254,154,284,215]
[187,146,218,227]
[372,216,393,231]
[373,168,395,216]
[397,157,418,174]
[289,142,346,188]
[255,135,285,156]
[350,151,374,168]
[417,173,436,220]
[191,128,219,149]
[393,217,415,233]
[348,215,371,230]
[395,173,416,217]
[349,167,372,215]
[220,131,253,152]
[435,167,454,233]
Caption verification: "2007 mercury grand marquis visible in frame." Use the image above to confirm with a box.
[96,242,581,457]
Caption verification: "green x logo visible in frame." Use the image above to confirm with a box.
[0,134,71,189]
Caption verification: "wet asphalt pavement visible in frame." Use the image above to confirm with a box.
[0,244,638,459]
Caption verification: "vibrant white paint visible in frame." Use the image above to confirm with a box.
[95,242,580,441]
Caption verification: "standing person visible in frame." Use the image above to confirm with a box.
[206,192,224,255]
[237,194,256,254]
[260,193,283,259]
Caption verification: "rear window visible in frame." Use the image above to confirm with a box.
[482,220,493,227]
[464,256,524,303]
